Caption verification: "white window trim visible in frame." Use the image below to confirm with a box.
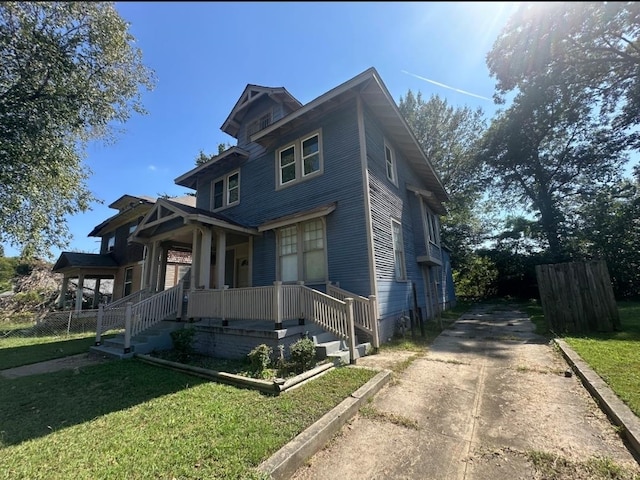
[391,218,407,281]
[211,170,240,211]
[276,217,328,284]
[384,140,398,187]
[106,234,115,253]
[276,129,323,189]
[123,266,134,296]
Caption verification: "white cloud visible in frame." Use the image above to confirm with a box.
[401,70,492,101]
[148,165,157,171]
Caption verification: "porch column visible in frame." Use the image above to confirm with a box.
[75,274,85,313]
[191,227,201,289]
[59,276,69,309]
[92,278,102,308]
[215,229,226,290]
[199,227,212,289]
[158,244,168,291]
[149,240,160,291]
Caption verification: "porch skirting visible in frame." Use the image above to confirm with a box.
[191,319,323,360]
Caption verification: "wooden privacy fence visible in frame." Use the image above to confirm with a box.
[535,260,620,334]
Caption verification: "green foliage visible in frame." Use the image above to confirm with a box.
[247,343,273,374]
[452,254,498,300]
[0,255,18,292]
[289,337,317,373]
[170,328,195,360]
[0,2,155,258]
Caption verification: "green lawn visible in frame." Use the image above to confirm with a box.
[563,300,640,418]
[0,333,115,370]
[0,359,376,480]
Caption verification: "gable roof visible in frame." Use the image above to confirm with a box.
[88,195,157,237]
[174,147,250,190]
[221,84,302,138]
[52,252,118,273]
[251,67,449,205]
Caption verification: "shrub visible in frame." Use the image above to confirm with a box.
[289,337,317,373]
[247,344,272,374]
[170,327,195,360]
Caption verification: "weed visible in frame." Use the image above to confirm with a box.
[359,406,419,430]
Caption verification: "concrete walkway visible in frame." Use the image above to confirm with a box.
[291,304,640,479]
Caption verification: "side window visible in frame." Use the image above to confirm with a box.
[106,234,115,253]
[123,267,134,297]
[391,219,406,280]
[385,141,398,186]
[211,170,240,211]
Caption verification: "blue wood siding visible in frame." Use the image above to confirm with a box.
[209,100,369,295]
[363,107,440,324]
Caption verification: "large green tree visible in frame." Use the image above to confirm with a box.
[478,78,629,262]
[0,2,155,258]
[487,2,640,139]
[398,91,489,266]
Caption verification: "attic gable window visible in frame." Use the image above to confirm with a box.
[276,130,323,189]
[211,170,240,211]
[246,112,272,143]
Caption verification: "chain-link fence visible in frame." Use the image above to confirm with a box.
[0,309,116,340]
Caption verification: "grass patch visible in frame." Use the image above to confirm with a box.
[0,359,376,479]
[563,301,640,418]
[380,300,473,353]
[359,406,419,430]
[0,333,115,370]
[527,449,638,479]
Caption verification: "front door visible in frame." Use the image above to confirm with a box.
[236,257,250,287]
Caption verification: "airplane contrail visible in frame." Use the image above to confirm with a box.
[401,70,492,101]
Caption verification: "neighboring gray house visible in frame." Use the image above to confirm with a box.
[59,67,456,361]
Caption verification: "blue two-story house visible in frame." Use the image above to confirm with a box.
[121,67,455,352]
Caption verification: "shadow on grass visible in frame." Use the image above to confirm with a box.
[0,335,115,370]
[0,359,207,446]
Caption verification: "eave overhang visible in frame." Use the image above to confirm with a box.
[174,147,250,190]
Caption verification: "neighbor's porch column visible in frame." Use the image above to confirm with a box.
[59,275,69,309]
[157,244,168,291]
[215,229,226,290]
[199,227,212,289]
[149,240,160,291]
[75,274,85,313]
[140,245,149,289]
[190,227,201,289]
[92,278,102,308]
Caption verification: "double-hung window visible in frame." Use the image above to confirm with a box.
[123,267,134,297]
[212,170,240,210]
[384,141,398,186]
[391,219,406,280]
[277,130,322,188]
[106,234,115,253]
[278,218,326,283]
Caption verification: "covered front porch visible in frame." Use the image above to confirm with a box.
[131,198,258,295]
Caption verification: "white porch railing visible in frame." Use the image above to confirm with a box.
[327,283,380,348]
[95,282,184,349]
[186,282,360,362]
[106,287,154,309]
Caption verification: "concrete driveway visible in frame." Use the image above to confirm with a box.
[291,304,640,479]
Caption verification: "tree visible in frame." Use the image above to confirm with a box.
[195,143,233,166]
[0,2,155,258]
[398,91,490,268]
[487,2,640,139]
[478,78,629,262]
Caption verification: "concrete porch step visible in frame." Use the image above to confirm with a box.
[89,343,134,360]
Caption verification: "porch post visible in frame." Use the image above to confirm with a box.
[200,227,212,289]
[140,246,148,289]
[59,276,69,309]
[215,229,226,290]
[92,278,102,308]
[369,294,380,349]
[75,274,85,313]
[191,228,200,289]
[345,297,356,364]
[273,281,282,329]
[96,303,104,346]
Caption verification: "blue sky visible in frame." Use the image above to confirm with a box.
[4,2,521,259]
